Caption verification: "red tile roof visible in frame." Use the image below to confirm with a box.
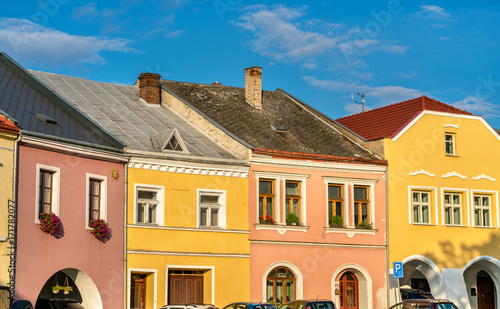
[336,96,472,140]
[0,115,19,135]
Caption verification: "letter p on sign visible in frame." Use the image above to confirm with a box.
[394,262,404,278]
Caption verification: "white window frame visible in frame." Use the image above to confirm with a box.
[445,133,456,156]
[197,189,226,229]
[441,188,468,226]
[323,177,377,228]
[134,184,165,226]
[35,164,61,223]
[86,173,108,229]
[471,190,498,228]
[408,186,437,225]
[254,171,309,225]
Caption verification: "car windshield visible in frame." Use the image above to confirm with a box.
[310,302,334,309]
[435,304,458,309]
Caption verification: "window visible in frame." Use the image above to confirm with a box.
[354,186,369,225]
[412,191,430,224]
[89,179,101,220]
[474,195,491,227]
[259,179,275,220]
[266,267,295,304]
[444,193,461,225]
[285,181,301,219]
[328,184,343,220]
[445,133,455,155]
[135,185,164,225]
[198,190,225,228]
[36,164,60,222]
[39,170,54,217]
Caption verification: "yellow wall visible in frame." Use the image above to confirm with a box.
[127,166,250,308]
[386,113,500,269]
[0,131,17,287]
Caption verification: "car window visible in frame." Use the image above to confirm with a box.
[224,305,235,309]
[390,304,404,309]
[236,305,247,309]
[403,303,417,309]
[311,302,334,309]
[417,304,430,309]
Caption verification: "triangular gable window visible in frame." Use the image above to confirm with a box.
[151,129,189,154]
[165,134,182,151]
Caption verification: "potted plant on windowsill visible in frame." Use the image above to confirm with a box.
[286,212,299,226]
[89,218,110,240]
[329,215,343,228]
[355,220,373,229]
[40,211,61,235]
[259,215,276,225]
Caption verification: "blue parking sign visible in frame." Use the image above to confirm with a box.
[393,262,404,278]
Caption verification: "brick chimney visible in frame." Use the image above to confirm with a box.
[138,73,161,104]
[244,66,262,109]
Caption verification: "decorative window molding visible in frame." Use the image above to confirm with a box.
[197,189,226,229]
[445,133,456,156]
[35,164,61,223]
[134,184,165,226]
[255,224,309,234]
[410,169,435,177]
[470,189,499,228]
[440,188,469,226]
[442,172,466,180]
[324,227,377,237]
[472,174,496,182]
[444,124,459,128]
[86,173,108,228]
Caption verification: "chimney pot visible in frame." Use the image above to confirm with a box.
[244,66,262,109]
[138,73,161,104]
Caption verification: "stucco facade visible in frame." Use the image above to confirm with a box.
[126,159,250,309]
[15,140,126,308]
[384,111,500,309]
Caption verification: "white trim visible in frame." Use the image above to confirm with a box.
[128,268,158,309]
[442,172,466,180]
[255,223,309,234]
[129,160,248,178]
[134,183,165,225]
[85,173,108,229]
[393,110,500,142]
[408,186,437,225]
[261,261,303,302]
[126,224,249,234]
[128,250,250,258]
[470,190,498,228]
[409,169,435,177]
[165,265,215,306]
[444,124,459,128]
[440,188,469,226]
[161,129,190,154]
[324,227,377,237]
[472,174,496,182]
[331,263,373,309]
[35,164,61,223]
[197,189,226,229]
[401,255,444,299]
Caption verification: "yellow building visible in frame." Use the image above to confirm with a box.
[0,114,18,298]
[337,96,500,309]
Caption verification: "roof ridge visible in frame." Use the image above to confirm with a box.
[28,69,136,88]
[161,79,276,93]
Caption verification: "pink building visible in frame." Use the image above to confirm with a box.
[0,53,127,308]
[160,66,389,309]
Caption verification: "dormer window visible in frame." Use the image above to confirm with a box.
[445,133,455,155]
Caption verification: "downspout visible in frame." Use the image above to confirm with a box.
[10,132,21,301]
[385,164,391,307]
[123,160,129,309]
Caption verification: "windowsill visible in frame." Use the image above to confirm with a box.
[324,226,377,238]
[445,154,459,157]
[412,222,434,226]
[198,226,223,230]
[255,223,309,234]
[444,224,466,227]
[473,225,494,229]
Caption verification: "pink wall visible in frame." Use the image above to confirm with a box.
[15,145,125,309]
[249,163,387,307]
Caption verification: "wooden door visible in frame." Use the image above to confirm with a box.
[339,272,358,309]
[131,276,147,309]
[169,275,203,304]
[478,271,495,309]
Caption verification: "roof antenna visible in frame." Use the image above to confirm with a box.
[351,92,366,112]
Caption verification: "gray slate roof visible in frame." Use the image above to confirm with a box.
[30,71,240,160]
[161,80,379,161]
[0,53,122,149]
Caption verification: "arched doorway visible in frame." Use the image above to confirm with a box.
[339,271,358,309]
[399,256,444,300]
[332,264,373,309]
[266,267,296,305]
[477,271,495,309]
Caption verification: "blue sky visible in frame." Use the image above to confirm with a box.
[1,1,500,128]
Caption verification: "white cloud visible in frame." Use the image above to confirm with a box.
[301,59,319,70]
[380,44,409,55]
[452,96,500,117]
[303,75,423,108]
[164,29,184,38]
[419,5,451,19]
[0,18,134,67]
[72,2,99,20]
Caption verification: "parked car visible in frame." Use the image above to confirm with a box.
[0,286,33,309]
[158,304,219,309]
[34,298,84,309]
[389,299,458,309]
[400,288,434,300]
[223,302,277,309]
[279,299,335,309]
